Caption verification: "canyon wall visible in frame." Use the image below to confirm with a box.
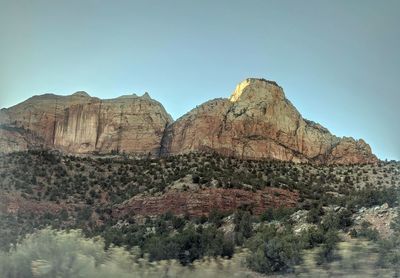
[0,78,378,164]
[0,92,173,155]
[161,78,377,164]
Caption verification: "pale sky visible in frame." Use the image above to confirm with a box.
[0,0,399,160]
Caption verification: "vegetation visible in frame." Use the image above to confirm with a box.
[0,228,251,278]
[0,150,399,276]
[1,150,398,206]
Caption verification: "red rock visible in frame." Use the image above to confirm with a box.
[0,92,172,155]
[161,78,377,164]
[0,78,378,164]
[114,187,299,217]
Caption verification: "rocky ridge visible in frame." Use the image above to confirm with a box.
[0,78,378,164]
[0,92,173,155]
[161,78,377,164]
[115,187,299,218]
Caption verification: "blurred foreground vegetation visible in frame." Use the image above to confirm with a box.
[0,228,253,278]
[1,224,400,278]
[0,151,399,277]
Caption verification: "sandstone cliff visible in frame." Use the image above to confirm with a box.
[0,78,378,164]
[161,78,377,164]
[0,92,173,155]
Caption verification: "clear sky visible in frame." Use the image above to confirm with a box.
[0,0,399,160]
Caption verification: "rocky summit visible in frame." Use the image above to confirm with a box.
[161,78,377,164]
[0,78,377,164]
[0,92,172,155]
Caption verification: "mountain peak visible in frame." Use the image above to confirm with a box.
[142,92,151,100]
[163,78,377,164]
[0,78,377,164]
[229,78,283,102]
[72,91,90,98]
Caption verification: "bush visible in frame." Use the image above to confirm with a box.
[316,229,340,264]
[320,211,340,231]
[0,228,105,277]
[192,175,200,184]
[259,207,295,222]
[300,226,325,248]
[208,210,226,228]
[337,209,353,229]
[0,228,248,278]
[234,210,253,245]
[351,221,380,241]
[143,224,234,264]
[377,235,400,272]
[246,225,304,274]
[306,204,323,224]
[347,186,399,209]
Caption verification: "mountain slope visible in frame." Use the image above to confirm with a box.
[161,78,377,164]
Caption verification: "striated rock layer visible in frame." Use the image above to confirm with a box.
[161,78,377,164]
[0,92,173,155]
[0,78,378,164]
[115,187,299,217]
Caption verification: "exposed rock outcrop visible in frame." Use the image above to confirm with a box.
[353,203,398,238]
[115,187,299,217]
[0,193,67,216]
[0,78,378,164]
[161,78,377,164]
[0,92,172,155]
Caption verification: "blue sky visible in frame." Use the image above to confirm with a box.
[0,0,399,160]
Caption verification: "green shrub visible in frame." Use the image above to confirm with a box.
[143,225,234,264]
[0,228,248,278]
[351,221,380,241]
[306,204,323,224]
[259,207,295,222]
[377,235,400,272]
[246,225,304,274]
[0,228,105,277]
[316,229,340,264]
[234,210,253,245]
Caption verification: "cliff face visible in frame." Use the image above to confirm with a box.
[0,126,43,153]
[0,78,378,164]
[115,187,299,218]
[161,78,377,164]
[0,92,173,155]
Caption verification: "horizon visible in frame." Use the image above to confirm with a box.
[0,0,399,160]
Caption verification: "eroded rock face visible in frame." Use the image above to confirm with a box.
[353,203,398,238]
[115,187,299,217]
[0,193,67,216]
[161,78,377,164]
[0,127,30,153]
[0,78,378,164]
[0,92,172,155]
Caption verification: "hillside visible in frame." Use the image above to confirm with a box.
[0,79,396,277]
[0,150,399,276]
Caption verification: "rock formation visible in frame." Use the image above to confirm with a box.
[0,78,378,164]
[0,92,173,155]
[161,78,377,164]
[0,125,45,153]
[115,187,299,217]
